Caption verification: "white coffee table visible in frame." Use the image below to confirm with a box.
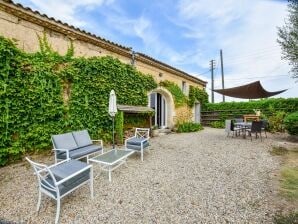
[88,149,134,181]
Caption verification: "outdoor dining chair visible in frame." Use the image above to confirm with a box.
[125,128,150,161]
[225,120,242,137]
[234,118,244,123]
[26,157,93,224]
[245,121,263,141]
[234,118,244,129]
[261,119,269,138]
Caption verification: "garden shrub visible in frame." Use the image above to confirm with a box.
[284,111,298,135]
[268,111,287,133]
[176,122,203,133]
[0,35,157,166]
[210,121,225,129]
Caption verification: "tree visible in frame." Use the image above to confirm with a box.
[277,0,298,79]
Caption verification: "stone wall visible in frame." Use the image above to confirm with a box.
[174,106,194,124]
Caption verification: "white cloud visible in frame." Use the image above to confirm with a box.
[176,0,297,102]
[27,0,109,27]
[102,11,186,64]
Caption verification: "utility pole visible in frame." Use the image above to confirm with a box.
[220,49,225,102]
[210,60,215,103]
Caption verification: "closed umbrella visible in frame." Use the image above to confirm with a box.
[108,90,117,149]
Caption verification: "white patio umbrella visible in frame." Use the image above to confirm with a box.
[108,90,117,149]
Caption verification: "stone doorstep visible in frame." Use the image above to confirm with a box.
[158,128,171,134]
[152,128,172,137]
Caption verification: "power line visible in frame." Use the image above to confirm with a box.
[224,53,282,67]
[223,47,280,60]
[198,69,211,76]
[214,74,289,81]
[224,49,280,61]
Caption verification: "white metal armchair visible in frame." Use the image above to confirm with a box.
[26,157,93,224]
[125,128,150,161]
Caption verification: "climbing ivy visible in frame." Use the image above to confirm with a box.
[67,56,156,140]
[160,81,209,109]
[159,80,187,107]
[0,35,157,166]
[188,85,209,109]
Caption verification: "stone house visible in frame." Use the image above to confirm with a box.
[0,0,207,129]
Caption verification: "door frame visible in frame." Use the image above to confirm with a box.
[194,102,201,124]
[152,93,167,128]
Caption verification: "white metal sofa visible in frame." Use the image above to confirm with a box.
[125,128,150,161]
[52,130,103,163]
[26,157,93,224]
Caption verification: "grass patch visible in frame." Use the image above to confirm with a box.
[273,212,298,224]
[270,146,289,156]
[280,167,298,200]
[271,147,298,220]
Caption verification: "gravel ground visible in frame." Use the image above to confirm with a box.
[0,128,281,224]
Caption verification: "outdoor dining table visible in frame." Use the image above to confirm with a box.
[234,122,252,138]
[88,149,134,182]
[243,114,260,122]
[234,122,252,128]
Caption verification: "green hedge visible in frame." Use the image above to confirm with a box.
[284,112,298,135]
[204,98,298,113]
[0,35,157,166]
[202,98,298,132]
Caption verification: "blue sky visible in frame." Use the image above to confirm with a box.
[15,0,298,102]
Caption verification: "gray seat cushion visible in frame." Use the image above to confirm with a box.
[126,137,149,151]
[42,160,91,198]
[50,160,89,179]
[52,133,78,150]
[72,130,93,148]
[57,144,102,160]
[42,173,90,198]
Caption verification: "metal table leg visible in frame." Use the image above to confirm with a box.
[108,166,112,182]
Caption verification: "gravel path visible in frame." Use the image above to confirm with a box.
[0,128,280,223]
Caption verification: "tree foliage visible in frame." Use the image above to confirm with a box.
[277,0,298,79]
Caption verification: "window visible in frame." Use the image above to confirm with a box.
[182,81,187,94]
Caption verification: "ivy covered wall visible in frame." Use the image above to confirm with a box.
[0,35,157,165]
